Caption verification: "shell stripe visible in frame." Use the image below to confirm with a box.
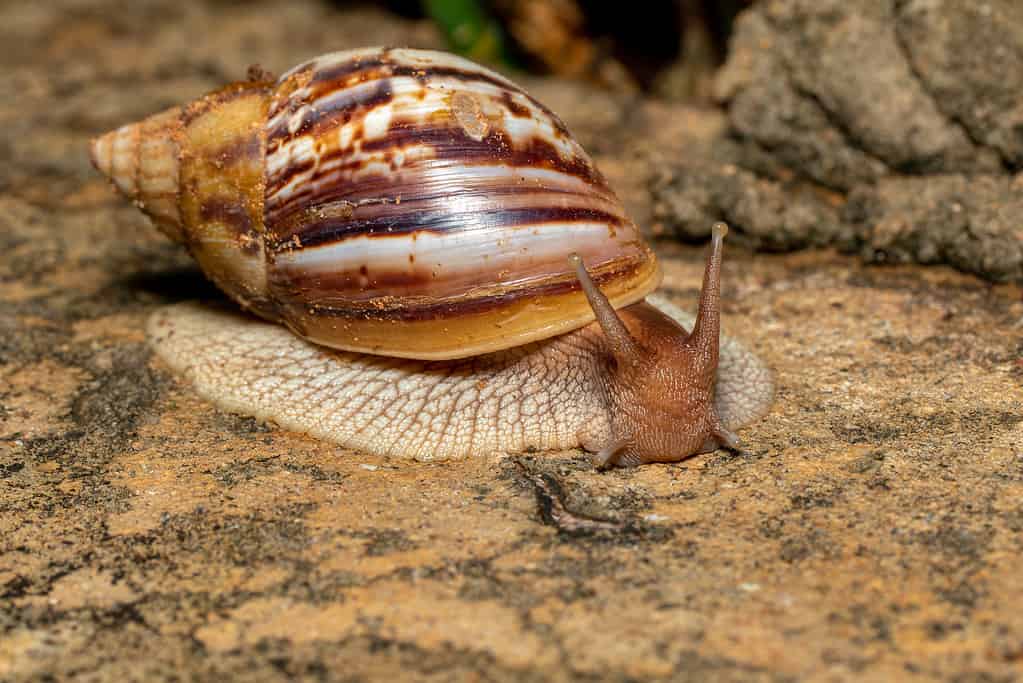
[263,54,606,249]
[269,231,648,321]
[265,163,626,248]
[309,57,520,96]
[265,145,614,230]
[295,63,571,140]
[356,125,604,183]
[271,266,644,323]
[264,76,599,202]
[270,47,521,114]
[265,78,395,150]
[280,206,624,248]
[269,220,645,304]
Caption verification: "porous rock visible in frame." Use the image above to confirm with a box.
[649,155,847,250]
[845,173,1023,282]
[654,0,1023,282]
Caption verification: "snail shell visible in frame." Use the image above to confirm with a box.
[90,47,659,360]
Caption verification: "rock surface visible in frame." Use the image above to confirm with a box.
[657,0,1023,283]
[1,1,1022,681]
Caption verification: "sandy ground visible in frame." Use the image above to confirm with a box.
[1,1,1021,681]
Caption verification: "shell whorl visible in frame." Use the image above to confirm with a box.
[89,106,185,243]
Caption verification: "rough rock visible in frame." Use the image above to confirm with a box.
[649,156,847,250]
[897,0,1023,168]
[1,1,1022,682]
[655,0,1023,281]
[845,174,1023,282]
[716,0,1004,186]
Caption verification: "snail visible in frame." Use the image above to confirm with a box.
[90,47,773,467]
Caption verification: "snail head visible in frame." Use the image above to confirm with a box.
[570,223,738,468]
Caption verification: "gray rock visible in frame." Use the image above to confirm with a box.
[717,10,889,192]
[897,0,1023,168]
[775,0,1000,176]
[670,0,1023,282]
[650,158,845,250]
[844,174,1023,282]
[717,0,1002,188]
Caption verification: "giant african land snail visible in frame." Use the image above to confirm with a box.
[90,47,773,467]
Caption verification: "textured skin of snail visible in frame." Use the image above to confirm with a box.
[148,294,772,464]
[90,47,774,467]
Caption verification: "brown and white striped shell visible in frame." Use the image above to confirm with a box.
[90,47,660,360]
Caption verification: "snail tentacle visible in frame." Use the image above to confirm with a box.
[592,439,631,470]
[569,253,643,365]
[584,226,740,466]
[686,221,728,385]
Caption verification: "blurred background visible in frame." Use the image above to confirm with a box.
[367,0,754,100]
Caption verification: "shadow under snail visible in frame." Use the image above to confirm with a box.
[90,47,773,468]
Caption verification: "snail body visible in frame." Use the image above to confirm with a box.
[92,47,773,467]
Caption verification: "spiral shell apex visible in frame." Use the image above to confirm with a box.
[90,47,661,360]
